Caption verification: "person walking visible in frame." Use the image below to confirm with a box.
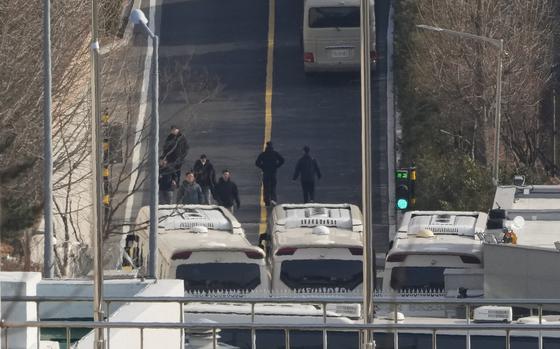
[292,145,321,203]
[176,171,203,204]
[193,154,216,204]
[213,169,241,212]
[255,141,284,206]
[158,159,177,204]
[162,125,189,180]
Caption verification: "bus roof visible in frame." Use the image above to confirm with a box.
[135,205,244,234]
[270,204,363,249]
[134,205,262,256]
[397,211,488,238]
[270,203,363,231]
[158,229,262,257]
[387,234,482,258]
[273,226,363,250]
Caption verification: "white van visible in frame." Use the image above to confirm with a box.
[126,205,269,293]
[266,204,364,293]
[184,302,360,348]
[303,0,376,74]
[382,211,487,295]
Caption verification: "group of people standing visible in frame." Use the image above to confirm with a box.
[158,126,322,211]
[158,126,240,211]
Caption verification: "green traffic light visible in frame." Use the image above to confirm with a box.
[397,199,409,210]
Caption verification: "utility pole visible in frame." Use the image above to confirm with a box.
[360,0,375,348]
[42,0,54,278]
[90,0,105,347]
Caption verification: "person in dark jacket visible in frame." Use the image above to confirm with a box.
[176,171,203,204]
[158,159,177,204]
[193,154,216,204]
[292,146,321,203]
[162,126,189,180]
[213,169,240,212]
[255,141,285,206]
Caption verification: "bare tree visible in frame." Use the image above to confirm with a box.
[410,0,556,170]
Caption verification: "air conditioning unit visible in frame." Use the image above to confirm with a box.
[326,303,361,319]
[473,306,512,323]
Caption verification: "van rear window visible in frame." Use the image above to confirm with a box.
[390,266,457,291]
[177,263,261,292]
[280,259,362,291]
[309,7,360,28]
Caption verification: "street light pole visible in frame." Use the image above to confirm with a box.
[42,0,54,279]
[493,39,504,186]
[90,0,105,347]
[130,9,159,279]
[360,0,375,348]
[416,25,504,185]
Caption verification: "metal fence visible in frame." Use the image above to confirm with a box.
[3,294,560,349]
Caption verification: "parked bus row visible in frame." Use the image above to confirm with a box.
[124,203,365,295]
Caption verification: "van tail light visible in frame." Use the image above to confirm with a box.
[349,247,363,255]
[386,253,406,262]
[171,251,192,260]
[460,255,481,264]
[276,247,297,256]
[304,52,315,63]
[245,250,265,259]
[370,51,377,63]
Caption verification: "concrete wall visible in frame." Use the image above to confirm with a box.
[75,279,183,349]
[484,244,560,300]
[0,272,41,349]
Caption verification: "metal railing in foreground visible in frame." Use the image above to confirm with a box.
[2,319,560,349]
[3,295,560,349]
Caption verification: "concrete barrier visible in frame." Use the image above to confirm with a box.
[75,279,183,349]
[0,272,41,349]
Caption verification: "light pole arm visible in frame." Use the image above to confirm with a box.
[416,24,501,48]
[139,21,157,39]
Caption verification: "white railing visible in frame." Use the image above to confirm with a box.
[2,294,560,349]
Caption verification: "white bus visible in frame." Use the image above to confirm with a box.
[266,204,364,293]
[184,303,560,349]
[383,211,488,296]
[303,0,376,74]
[126,205,269,293]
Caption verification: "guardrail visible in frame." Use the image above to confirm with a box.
[3,295,560,349]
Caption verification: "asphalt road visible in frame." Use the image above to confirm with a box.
[156,0,391,249]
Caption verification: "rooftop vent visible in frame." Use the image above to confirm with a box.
[473,306,512,323]
[408,214,477,236]
[159,208,232,231]
[284,207,354,229]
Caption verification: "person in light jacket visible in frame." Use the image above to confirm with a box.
[176,171,203,204]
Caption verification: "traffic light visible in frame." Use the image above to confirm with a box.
[395,167,416,210]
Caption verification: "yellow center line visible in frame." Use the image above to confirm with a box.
[259,0,276,237]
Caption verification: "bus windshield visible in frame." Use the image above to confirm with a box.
[280,259,362,291]
[308,7,360,28]
[176,263,261,292]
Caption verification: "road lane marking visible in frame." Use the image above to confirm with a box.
[259,0,276,237]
